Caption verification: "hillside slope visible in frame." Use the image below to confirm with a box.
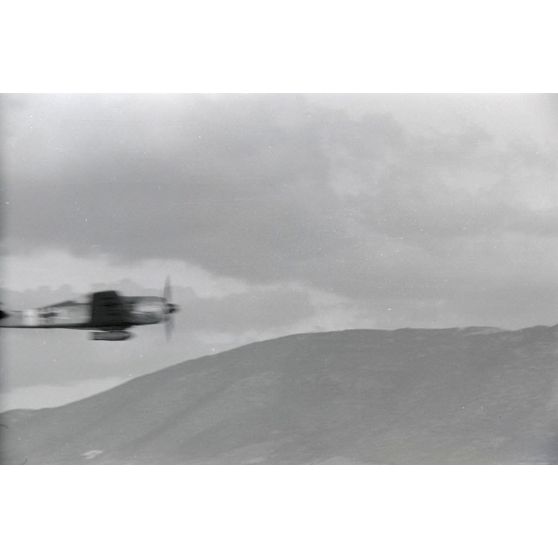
[3,326,558,464]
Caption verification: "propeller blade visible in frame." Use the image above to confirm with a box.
[163,276,174,341]
[165,313,174,341]
[163,276,172,302]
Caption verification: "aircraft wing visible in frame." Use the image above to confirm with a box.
[89,290,128,328]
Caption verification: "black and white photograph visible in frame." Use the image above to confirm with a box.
[3,93,558,465]
[2,3,558,556]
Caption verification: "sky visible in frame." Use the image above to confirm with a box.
[2,93,558,410]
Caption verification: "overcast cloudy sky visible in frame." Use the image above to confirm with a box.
[2,94,558,410]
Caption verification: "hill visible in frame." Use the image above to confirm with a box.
[2,326,558,464]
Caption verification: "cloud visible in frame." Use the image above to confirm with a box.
[4,94,558,325]
[3,95,352,281]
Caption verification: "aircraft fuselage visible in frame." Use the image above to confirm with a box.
[0,291,178,331]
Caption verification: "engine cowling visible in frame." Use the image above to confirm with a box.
[90,330,133,341]
[129,297,166,325]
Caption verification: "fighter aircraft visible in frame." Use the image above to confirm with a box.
[0,278,179,341]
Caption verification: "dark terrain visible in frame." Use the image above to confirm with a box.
[3,326,558,464]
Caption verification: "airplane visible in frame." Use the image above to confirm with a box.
[0,278,179,341]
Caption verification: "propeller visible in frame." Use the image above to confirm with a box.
[163,276,179,340]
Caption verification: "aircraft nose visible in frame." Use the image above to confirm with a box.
[166,303,179,314]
